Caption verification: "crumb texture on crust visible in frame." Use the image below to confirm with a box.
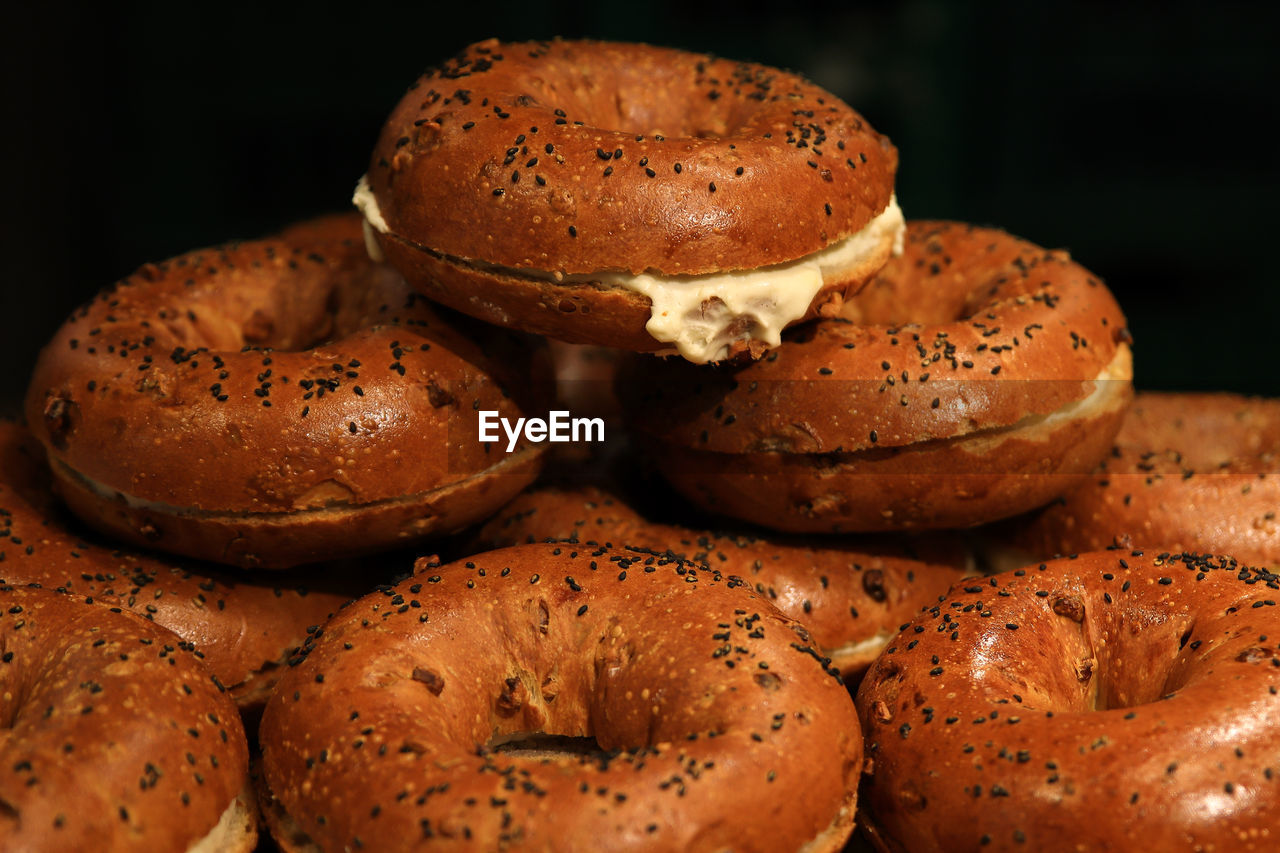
[260,543,862,852]
[856,550,1280,852]
[23,213,550,567]
[617,220,1135,531]
[620,220,1133,455]
[0,585,253,852]
[0,419,358,704]
[1009,392,1280,566]
[471,483,967,676]
[367,38,898,277]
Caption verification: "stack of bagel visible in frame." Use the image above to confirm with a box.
[6,37,1278,853]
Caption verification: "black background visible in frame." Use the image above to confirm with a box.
[4,0,1278,413]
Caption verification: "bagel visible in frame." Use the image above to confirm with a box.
[619,220,1134,531]
[24,214,549,569]
[259,543,862,852]
[0,584,255,851]
[1004,392,1280,566]
[471,484,968,677]
[357,38,904,363]
[0,419,361,711]
[855,549,1280,851]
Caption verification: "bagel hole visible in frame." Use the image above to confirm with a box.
[488,731,604,759]
[192,264,409,352]
[526,64,745,139]
[1089,614,1198,711]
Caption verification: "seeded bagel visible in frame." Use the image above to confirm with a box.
[0,584,255,852]
[0,419,362,711]
[856,550,1280,851]
[620,221,1134,531]
[1004,392,1280,566]
[358,38,903,362]
[471,484,968,677]
[259,543,863,852]
[24,214,549,568]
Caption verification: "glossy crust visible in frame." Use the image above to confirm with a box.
[619,221,1134,531]
[368,38,897,276]
[0,420,360,711]
[24,214,548,568]
[471,484,968,677]
[0,584,255,852]
[1008,392,1280,565]
[855,550,1280,852]
[259,543,862,852]
[365,38,899,352]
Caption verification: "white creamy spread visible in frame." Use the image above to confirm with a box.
[353,173,904,363]
[583,196,904,362]
[352,175,387,262]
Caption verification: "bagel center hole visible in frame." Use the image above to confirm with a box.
[250,267,409,351]
[529,65,748,139]
[181,263,408,352]
[1085,613,1198,712]
[487,731,604,759]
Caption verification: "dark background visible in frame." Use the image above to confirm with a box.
[4,1,1277,414]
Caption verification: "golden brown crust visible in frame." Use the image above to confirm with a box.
[24,214,549,568]
[622,221,1132,453]
[642,375,1130,531]
[855,550,1280,851]
[618,221,1134,531]
[368,38,897,277]
[47,444,545,570]
[260,543,863,852]
[0,420,361,711]
[470,484,968,677]
[1007,392,1280,565]
[374,235,663,350]
[0,584,253,852]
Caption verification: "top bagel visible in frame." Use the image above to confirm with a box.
[359,38,902,362]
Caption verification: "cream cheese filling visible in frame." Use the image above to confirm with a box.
[354,175,904,363]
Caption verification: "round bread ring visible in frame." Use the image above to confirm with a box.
[0,419,362,712]
[0,584,255,852]
[259,543,862,852]
[855,550,1280,852]
[470,484,968,678]
[1006,392,1280,566]
[619,221,1134,531]
[361,38,902,361]
[24,214,548,569]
